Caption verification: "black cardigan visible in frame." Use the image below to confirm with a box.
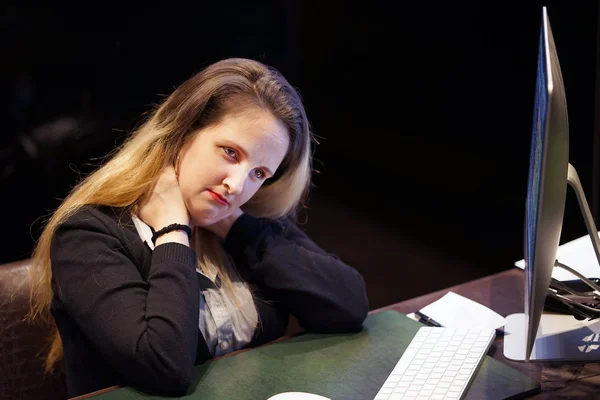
[49,206,369,397]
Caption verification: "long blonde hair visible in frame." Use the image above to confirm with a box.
[28,58,314,372]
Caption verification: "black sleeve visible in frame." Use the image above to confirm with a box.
[50,208,199,395]
[223,213,369,333]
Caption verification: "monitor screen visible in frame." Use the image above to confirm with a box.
[505,6,600,363]
[523,5,569,360]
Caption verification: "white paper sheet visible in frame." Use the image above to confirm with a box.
[418,291,506,331]
[514,232,600,281]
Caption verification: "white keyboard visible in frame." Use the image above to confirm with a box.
[373,326,496,400]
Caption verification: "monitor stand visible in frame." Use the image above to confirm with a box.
[504,313,600,361]
[504,163,600,361]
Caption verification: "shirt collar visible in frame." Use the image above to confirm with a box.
[132,215,155,250]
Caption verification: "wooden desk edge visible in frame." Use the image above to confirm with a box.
[70,386,120,400]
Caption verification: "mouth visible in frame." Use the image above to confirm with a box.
[207,190,229,206]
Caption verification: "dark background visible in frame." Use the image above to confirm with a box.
[1,1,599,309]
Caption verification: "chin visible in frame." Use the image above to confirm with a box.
[191,216,218,228]
[187,202,222,226]
[190,212,227,228]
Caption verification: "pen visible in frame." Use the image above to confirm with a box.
[415,311,442,327]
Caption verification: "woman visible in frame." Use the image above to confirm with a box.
[28,58,369,397]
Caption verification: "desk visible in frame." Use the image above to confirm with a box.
[371,267,600,399]
[74,268,599,400]
[75,308,537,400]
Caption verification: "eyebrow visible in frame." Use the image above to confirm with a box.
[222,139,274,176]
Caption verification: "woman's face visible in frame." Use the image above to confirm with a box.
[177,109,289,227]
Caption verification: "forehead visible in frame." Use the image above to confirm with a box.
[207,110,289,161]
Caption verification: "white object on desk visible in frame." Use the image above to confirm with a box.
[267,392,331,400]
[373,326,496,400]
[503,312,600,361]
[514,232,600,281]
[417,291,506,331]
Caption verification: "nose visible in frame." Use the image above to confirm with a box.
[222,167,247,195]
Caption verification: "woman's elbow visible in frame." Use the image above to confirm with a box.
[129,353,195,396]
[165,366,194,395]
[339,283,369,330]
[339,300,369,332]
[305,299,369,333]
[141,366,194,397]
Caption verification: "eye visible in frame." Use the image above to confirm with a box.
[253,169,266,180]
[223,147,237,160]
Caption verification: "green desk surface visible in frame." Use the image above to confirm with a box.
[91,310,540,399]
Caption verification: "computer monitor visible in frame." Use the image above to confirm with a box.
[503,6,600,362]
